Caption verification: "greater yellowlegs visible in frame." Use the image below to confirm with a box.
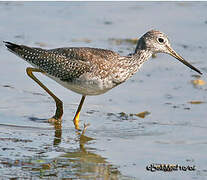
[4,30,202,130]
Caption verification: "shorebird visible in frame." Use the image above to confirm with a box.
[4,30,202,131]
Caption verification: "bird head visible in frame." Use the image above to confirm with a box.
[135,30,202,75]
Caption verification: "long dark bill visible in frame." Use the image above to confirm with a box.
[166,46,202,75]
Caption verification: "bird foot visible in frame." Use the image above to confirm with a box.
[81,123,90,135]
[76,123,90,135]
[48,117,62,123]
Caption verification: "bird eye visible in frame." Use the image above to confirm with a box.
[158,37,164,43]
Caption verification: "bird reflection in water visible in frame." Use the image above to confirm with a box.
[48,121,128,179]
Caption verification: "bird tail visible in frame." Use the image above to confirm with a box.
[3,41,23,53]
[3,41,42,63]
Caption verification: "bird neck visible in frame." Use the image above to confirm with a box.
[115,49,152,82]
[111,49,153,85]
[132,49,153,66]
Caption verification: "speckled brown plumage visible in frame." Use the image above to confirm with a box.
[4,30,201,96]
[4,30,202,130]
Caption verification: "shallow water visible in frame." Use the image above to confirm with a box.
[0,2,207,180]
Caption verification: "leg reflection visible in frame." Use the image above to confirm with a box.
[52,121,62,146]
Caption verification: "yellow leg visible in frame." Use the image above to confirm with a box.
[73,95,86,130]
[26,67,63,122]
